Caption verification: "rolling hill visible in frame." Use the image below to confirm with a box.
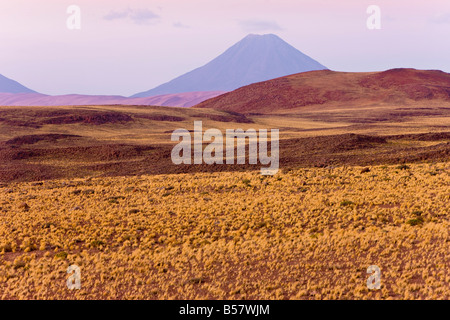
[0,91,225,108]
[195,68,450,114]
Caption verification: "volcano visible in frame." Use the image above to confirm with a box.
[131,34,327,97]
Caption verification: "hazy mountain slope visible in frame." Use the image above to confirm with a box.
[0,73,36,94]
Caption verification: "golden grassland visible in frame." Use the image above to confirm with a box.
[0,163,449,300]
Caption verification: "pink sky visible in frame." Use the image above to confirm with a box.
[0,0,449,95]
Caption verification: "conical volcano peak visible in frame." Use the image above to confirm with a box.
[242,33,280,39]
[238,33,287,45]
[132,34,327,97]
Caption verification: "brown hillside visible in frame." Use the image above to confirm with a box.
[195,69,450,113]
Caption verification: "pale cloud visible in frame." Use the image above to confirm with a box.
[103,9,129,21]
[130,9,160,25]
[173,22,190,29]
[238,19,283,32]
[103,8,160,25]
[429,13,450,24]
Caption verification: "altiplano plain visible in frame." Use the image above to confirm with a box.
[0,68,449,300]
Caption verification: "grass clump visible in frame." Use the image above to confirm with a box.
[406,217,424,226]
[340,200,354,207]
[55,251,68,259]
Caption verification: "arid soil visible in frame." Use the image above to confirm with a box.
[1,128,449,183]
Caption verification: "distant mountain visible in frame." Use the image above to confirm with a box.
[195,68,450,113]
[0,91,225,108]
[0,73,36,94]
[131,34,327,97]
